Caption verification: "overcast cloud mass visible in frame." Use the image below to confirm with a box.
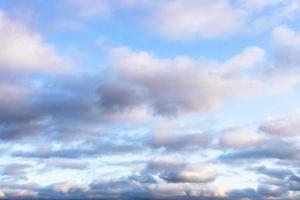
[0,0,300,199]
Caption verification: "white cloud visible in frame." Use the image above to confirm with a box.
[220,127,264,149]
[149,119,210,151]
[120,0,300,40]
[51,181,88,194]
[0,191,5,198]
[160,164,217,183]
[272,25,300,48]
[66,0,111,19]
[145,0,245,39]
[266,26,300,89]
[222,46,265,74]
[0,10,69,72]
[260,118,300,137]
[239,0,283,10]
[98,46,264,116]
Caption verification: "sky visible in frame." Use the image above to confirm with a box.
[0,0,300,199]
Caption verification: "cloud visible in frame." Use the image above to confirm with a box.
[150,132,210,151]
[143,156,185,174]
[0,191,5,198]
[289,175,300,191]
[145,0,244,39]
[270,25,300,79]
[50,181,88,194]
[149,120,211,151]
[219,140,300,162]
[0,9,69,73]
[159,164,216,183]
[255,166,293,179]
[11,138,146,159]
[227,187,258,199]
[143,156,217,184]
[122,0,300,40]
[47,159,88,170]
[0,4,300,200]
[50,0,111,30]
[227,183,290,199]
[98,46,264,117]
[1,163,32,176]
[259,117,300,137]
[272,25,300,46]
[219,127,264,149]
[257,184,288,197]
[0,9,77,142]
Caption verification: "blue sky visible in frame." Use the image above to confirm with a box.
[0,0,300,199]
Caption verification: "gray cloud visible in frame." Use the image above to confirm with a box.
[256,166,293,179]
[257,184,288,198]
[271,25,300,72]
[12,139,145,159]
[219,140,300,161]
[219,127,264,149]
[46,159,88,170]
[259,118,300,137]
[143,156,216,184]
[1,163,32,176]
[98,46,264,117]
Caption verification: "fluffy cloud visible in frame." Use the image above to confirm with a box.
[271,25,300,72]
[50,181,88,194]
[260,118,300,137]
[47,159,88,170]
[1,163,32,176]
[144,156,217,184]
[150,132,210,151]
[159,164,216,183]
[256,166,293,179]
[149,120,211,151]
[0,10,68,72]
[145,0,244,39]
[98,46,264,117]
[219,127,264,149]
[219,140,300,162]
[0,9,73,141]
[122,0,300,40]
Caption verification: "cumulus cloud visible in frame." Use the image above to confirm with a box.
[0,10,69,72]
[143,156,217,184]
[47,159,88,170]
[121,0,300,40]
[0,9,75,141]
[219,127,264,149]
[219,140,300,162]
[50,0,112,30]
[85,156,219,199]
[270,25,300,80]
[255,166,293,179]
[149,120,211,151]
[1,163,32,176]
[50,181,88,194]
[144,0,244,39]
[150,132,210,151]
[98,46,265,117]
[159,164,216,183]
[260,118,300,137]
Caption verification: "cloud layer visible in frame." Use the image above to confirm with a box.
[0,1,300,200]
